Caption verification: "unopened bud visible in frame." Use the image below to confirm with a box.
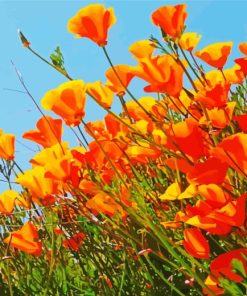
[18,29,30,48]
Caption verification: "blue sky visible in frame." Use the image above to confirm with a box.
[0,0,247,187]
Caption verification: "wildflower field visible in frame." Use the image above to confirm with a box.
[1,2,247,295]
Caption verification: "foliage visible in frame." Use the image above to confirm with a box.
[1,2,247,295]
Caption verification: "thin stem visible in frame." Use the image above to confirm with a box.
[13,160,24,174]
[145,255,186,296]
[179,45,205,86]
[177,57,198,92]
[102,46,156,121]
[77,125,89,146]
[118,95,133,122]
[28,47,73,80]
[157,42,198,92]
[12,62,65,154]
[69,126,87,149]
[25,43,178,156]
[189,52,208,85]
[118,252,126,296]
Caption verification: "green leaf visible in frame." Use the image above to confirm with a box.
[232,259,247,278]
[219,278,244,296]
[84,288,96,296]
[162,265,171,272]
[50,46,65,71]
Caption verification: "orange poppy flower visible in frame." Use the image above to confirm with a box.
[84,120,108,140]
[30,143,83,187]
[129,40,155,60]
[234,114,247,132]
[161,221,182,229]
[133,55,185,96]
[194,82,230,109]
[16,167,58,205]
[185,215,232,235]
[210,248,247,282]
[0,190,19,214]
[165,118,209,160]
[0,130,15,160]
[30,142,69,167]
[235,57,247,75]
[183,200,232,235]
[194,65,244,90]
[63,233,86,252]
[178,184,197,200]
[159,183,195,201]
[22,116,63,148]
[199,102,236,129]
[151,99,168,121]
[207,194,246,228]
[125,144,161,164]
[86,81,113,109]
[44,156,79,183]
[168,90,193,115]
[159,182,181,201]
[179,32,202,52]
[186,200,213,218]
[239,42,247,55]
[67,4,116,46]
[187,157,228,185]
[13,192,31,209]
[125,96,157,121]
[104,113,130,140]
[195,42,233,69]
[86,191,125,218]
[183,228,209,259]
[80,140,124,171]
[165,156,193,174]
[203,275,224,295]
[79,179,101,195]
[41,80,87,127]
[197,184,231,208]
[152,127,167,145]
[131,119,150,136]
[221,65,245,84]
[211,133,247,177]
[4,221,42,256]
[151,4,187,38]
[184,192,245,235]
[44,149,83,188]
[105,64,135,96]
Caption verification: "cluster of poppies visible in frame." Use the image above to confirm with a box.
[1,3,247,295]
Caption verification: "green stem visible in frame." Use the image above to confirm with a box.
[118,95,133,122]
[189,51,208,85]
[118,252,126,296]
[12,63,65,154]
[5,262,13,296]
[77,125,89,146]
[179,45,205,86]
[102,46,156,122]
[145,255,186,296]
[28,47,72,80]
[157,42,198,92]
[146,223,216,295]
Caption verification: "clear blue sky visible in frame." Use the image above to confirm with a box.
[0,0,247,182]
